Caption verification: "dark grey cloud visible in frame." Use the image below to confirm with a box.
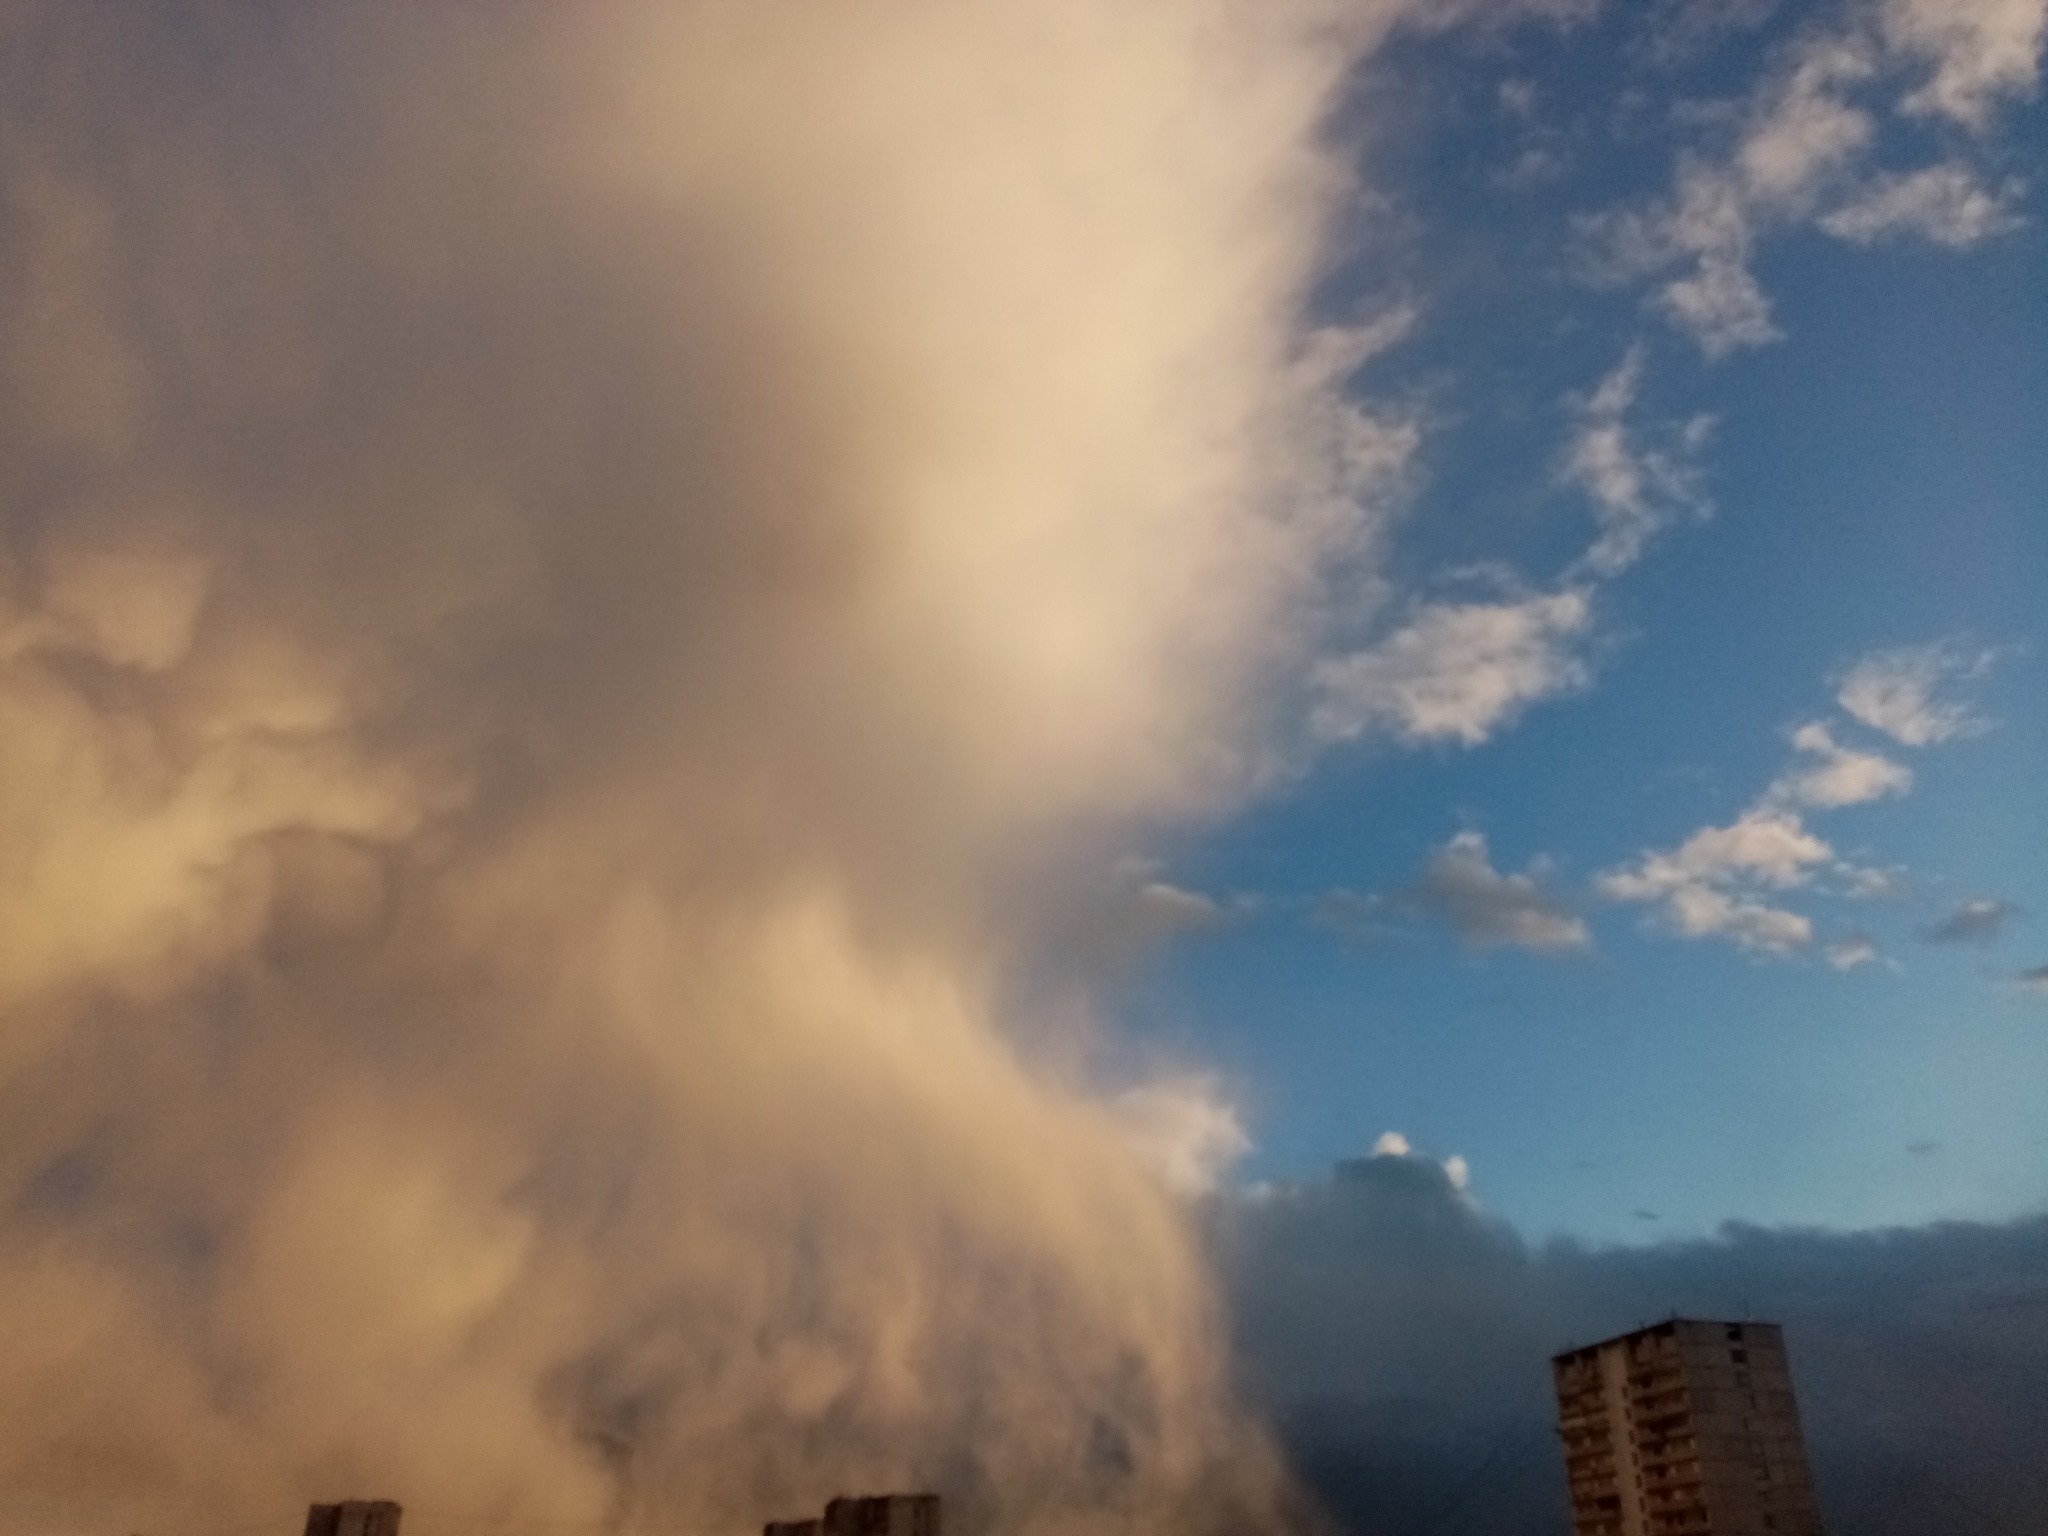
[1211,1155,2048,1536]
[1919,899,2016,945]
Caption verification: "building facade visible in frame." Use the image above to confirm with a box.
[1553,1319,1823,1536]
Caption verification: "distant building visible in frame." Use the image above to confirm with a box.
[766,1494,939,1536]
[1552,1320,1822,1536]
[304,1502,402,1536]
[825,1497,940,1536]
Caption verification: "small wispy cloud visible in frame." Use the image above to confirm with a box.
[1612,807,1835,891]
[1600,806,1829,954]
[1600,653,1947,958]
[1561,346,1712,578]
[1592,31,1876,355]
[1835,868,1908,901]
[1133,881,1226,933]
[1590,0,2044,355]
[1310,589,1593,747]
[1820,165,2025,246]
[1667,883,1816,952]
[1064,865,1239,977]
[1767,721,1913,808]
[2015,964,2048,999]
[1837,641,1997,744]
[1312,888,1404,951]
[1882,0,2048,129]
[1840,864,1908,900]
[1920,897,2015,945]
[1311,334,1719,756]
[1409,831,1590,953]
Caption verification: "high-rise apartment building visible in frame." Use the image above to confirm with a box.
[1552,1319,1823,1536]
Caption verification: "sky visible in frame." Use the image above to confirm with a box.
[0,3,2042,1536]
[1121,0,2048,1246]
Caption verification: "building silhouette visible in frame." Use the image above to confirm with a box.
[766,1493,939,1536]
[303,1502,402,1536]
[1553,1319,1822,1536]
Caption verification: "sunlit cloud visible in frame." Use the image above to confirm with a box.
[1114,1077,1255,1198]
[0,1,1429,1528]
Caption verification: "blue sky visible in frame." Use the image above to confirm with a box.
[1122,0,2048,1245]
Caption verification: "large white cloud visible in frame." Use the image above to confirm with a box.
[0,3,1429,1530]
